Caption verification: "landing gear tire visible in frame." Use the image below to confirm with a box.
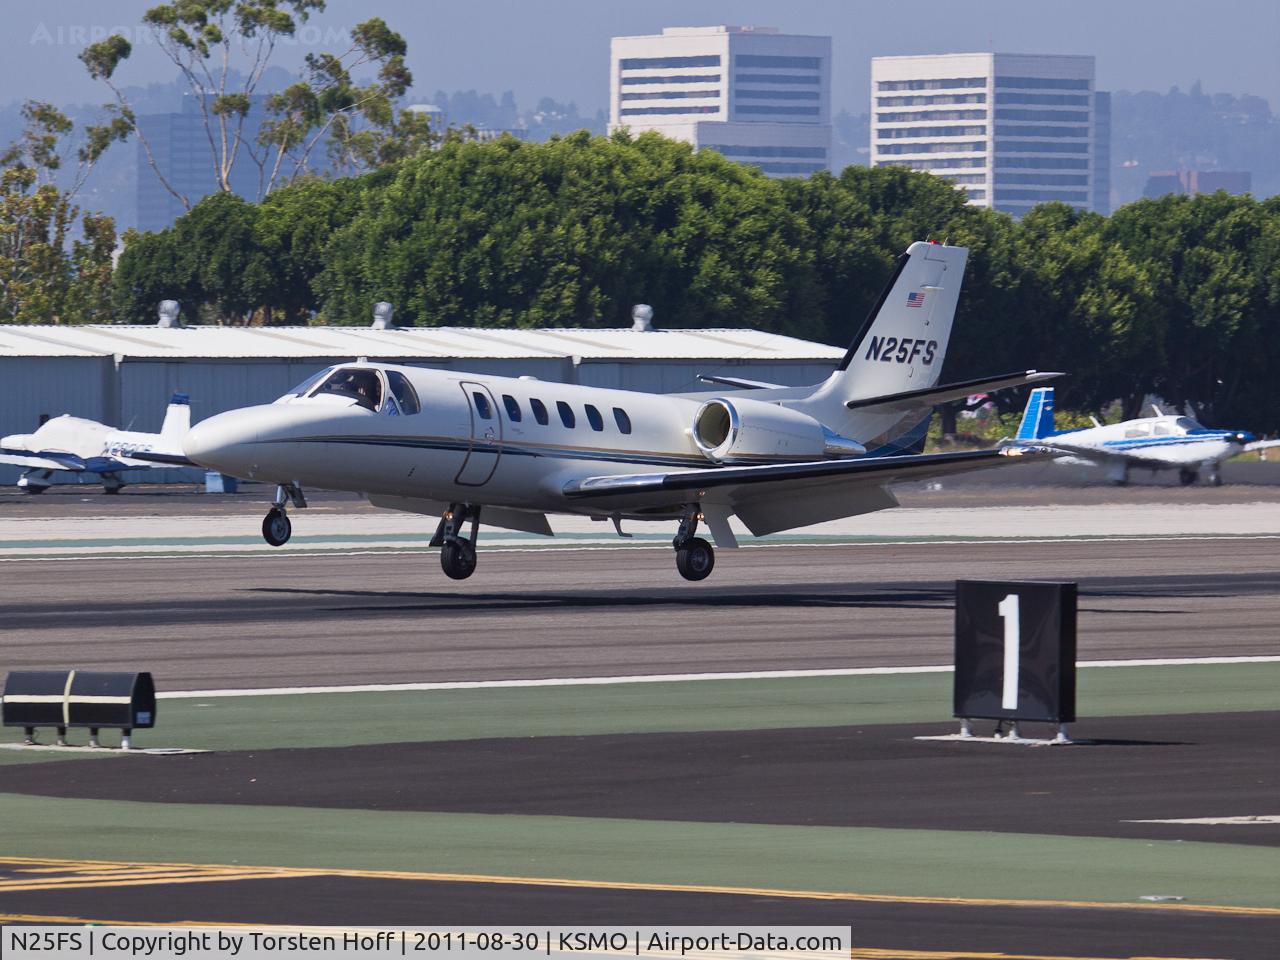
[675,536,715,582]
[1179,468,1198,486]
[262,507,292,546]
[441,538,477,580]
[22,485,47,495]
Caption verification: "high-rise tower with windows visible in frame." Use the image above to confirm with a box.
[609,26,832,178]
[870,53,1109,215]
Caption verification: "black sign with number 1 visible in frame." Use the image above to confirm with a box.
[954,580,1077,723]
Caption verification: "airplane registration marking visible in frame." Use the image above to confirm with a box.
[0,857,1275,918]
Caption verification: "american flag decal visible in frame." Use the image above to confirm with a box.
[907,291,926,308]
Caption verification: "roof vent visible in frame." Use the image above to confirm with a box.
[372,301,395,329]
[631,303,655,332]
[157,300,182,328]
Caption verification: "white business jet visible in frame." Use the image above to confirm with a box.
[1007,385,1275,485]
[181,241,1058,580]
[0,393,193,493]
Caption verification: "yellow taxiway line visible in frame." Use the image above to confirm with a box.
[1,855,1277,920]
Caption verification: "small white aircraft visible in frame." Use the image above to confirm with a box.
[181,241,1058,580]
[0,393,193,493]
[1006,385,1276,485]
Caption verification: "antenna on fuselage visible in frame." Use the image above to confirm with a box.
[1150,403,1164,417]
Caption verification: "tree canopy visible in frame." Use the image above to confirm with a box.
[107,130,1280,430]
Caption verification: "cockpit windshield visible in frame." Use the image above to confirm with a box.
[310,367,384,411]
[1175,416,1203,433]
[282,367,334,398]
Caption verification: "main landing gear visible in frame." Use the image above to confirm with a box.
[1179,468,1198,487]
[102,473,125,495]
[262,483,307,546]
[433,503,481,580]
[673,507,715,582]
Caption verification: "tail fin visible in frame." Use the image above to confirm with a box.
[836,241,969,404]
[160,392,191,449]
[1016,387,1055,440]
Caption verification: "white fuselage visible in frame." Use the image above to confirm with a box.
[188,364,744,518]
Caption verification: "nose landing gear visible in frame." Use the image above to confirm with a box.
[433,503,481,580]
[673,506,715,581]
[261,483,307,546]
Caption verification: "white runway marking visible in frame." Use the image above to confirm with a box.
[146,655,1280,700]
[1126,815,1280,825]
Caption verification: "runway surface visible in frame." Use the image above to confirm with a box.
[4,487,1280,958]
[3,860,1276,959]
[5,711,1278,847]
[2,537,1280,687]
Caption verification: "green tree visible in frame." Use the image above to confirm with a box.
[80,4,426,207]
[0,101,124,323]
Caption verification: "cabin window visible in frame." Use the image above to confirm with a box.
[313,367,383,411]
[502,394,522,422]
[557,401,576,428]
[585,404,604,431]
[385,371,420,414]
[613,407,632,434]
[473,391,493,420]
[1123,424,1151,438]
[530,398,549,425]
[1154,422,1171,436]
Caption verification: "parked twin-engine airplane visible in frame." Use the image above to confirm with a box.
[0,394,192,493]
[181,241,1059,580]
[1007,386,1277,485]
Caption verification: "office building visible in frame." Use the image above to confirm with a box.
[609,26,832,178]
[1143,169,1252,198]
[871,53,1109,216]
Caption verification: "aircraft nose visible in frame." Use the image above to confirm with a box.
[183,408,263,475]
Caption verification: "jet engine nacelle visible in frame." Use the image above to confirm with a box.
[691,397,865,463]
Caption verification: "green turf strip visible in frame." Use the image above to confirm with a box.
[1,662,1277,763]
[1,793,1277,910]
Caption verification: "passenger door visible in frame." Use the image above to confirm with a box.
[454,382,502,486]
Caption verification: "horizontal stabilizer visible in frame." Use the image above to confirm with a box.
[696,374,786,391]
[845,370,1064,411]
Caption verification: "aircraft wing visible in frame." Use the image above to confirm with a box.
[1244,439,1280,454]
[0,449,85,472]
[120,450,198,467]
[563,448,1045,536]
[845,370,1064,412]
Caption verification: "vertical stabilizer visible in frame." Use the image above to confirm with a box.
[160,392,191,449]
[835,241,969,403]
[1016,387,1055,440]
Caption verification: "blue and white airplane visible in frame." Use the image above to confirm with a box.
[0,393,193,493]
[1007,386,1277,486]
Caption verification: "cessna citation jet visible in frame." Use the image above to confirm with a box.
[1,393,192,494]
[1007,386,1277,485]
[181,241,1058,581]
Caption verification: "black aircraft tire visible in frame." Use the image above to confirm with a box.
[441,539,477,580]
[262,507,292,546]
[1179,469,1198,486]
[22,486,47,495]
[676,537,715,581]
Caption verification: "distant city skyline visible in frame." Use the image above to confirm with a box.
[4,1,1279,118]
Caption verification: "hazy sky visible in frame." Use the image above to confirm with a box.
[8,1,1280,114]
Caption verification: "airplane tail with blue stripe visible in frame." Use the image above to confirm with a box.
[1016,387,1055,440]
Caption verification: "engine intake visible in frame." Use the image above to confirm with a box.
[691,398,865,463]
